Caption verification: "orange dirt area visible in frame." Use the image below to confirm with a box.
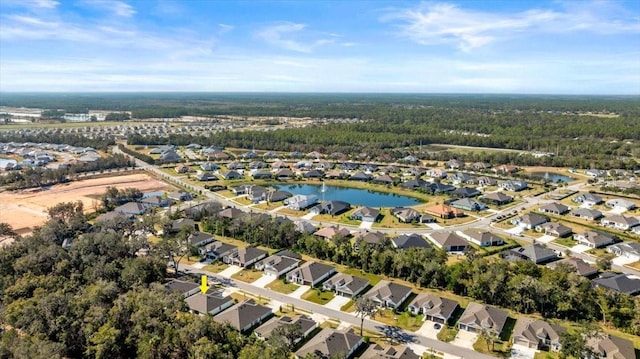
[0,173,173,234]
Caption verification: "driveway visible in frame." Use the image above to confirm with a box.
[571,244,591,253]
[359,221,373,229]
[301,213,316,220]
[252,273,277,288]
[536,235,556,244]
[506,226,524,235]
[613,255,637,266]
[427,223,443,230]
[289,285,311,299]
[451,329,478,348]
[510,344,537,359]
[416,320,442,340]
[325,295,351,311]
[218,265,243,278]
[607,207,628,215]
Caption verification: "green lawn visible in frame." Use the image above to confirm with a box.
[436,325,458,342]
[202,261,229,273]
[534,352,560,359]
[301,288,335,305]
[473,335,512,357]
[341,299,355,312]
[552,237,577,248]
[374,309,424,332]
[231,269,264,283]
[342,268,382,286]
[265,279,299,294]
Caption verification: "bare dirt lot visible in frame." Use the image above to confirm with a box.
[0,173,173,234]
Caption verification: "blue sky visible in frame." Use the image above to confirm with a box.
[1,0,639,94]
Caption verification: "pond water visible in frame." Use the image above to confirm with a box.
[530,172,573,183]
[275,183,422,207]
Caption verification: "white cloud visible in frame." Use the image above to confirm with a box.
[2,0,59,9]
[382,1,640,51]
[82,0,136,17]
[218,23,234,34]
[256,22,334,53]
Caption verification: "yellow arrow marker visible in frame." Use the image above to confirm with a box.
[199,274,210,294]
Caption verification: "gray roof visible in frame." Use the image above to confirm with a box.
[365,280,413,305]
[409,293,458,320]
[185,293,233,314]
[462,230,503,245]
[587,334,636,359]
[570,208,603,219]
[254,315,316,339]
[592,273,640,295]
[213,300,272,332]
[547,257,598,277]
[391,234,431,249]
[459,302,508,333]
[512,318,564,347]
[359,344,420,359]
[324,273,370,294]
[295,328,362,359]
[164,280,198,295]
[288,261,336,283]
[519,213,550,226]
[231,247,268,264]
[188,232,214,246]
[429,232,469,248]
[510,244,558,263]
[539,202,570,213]
[481,192,513,202]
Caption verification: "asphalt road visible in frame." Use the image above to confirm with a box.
[183,263,495,359]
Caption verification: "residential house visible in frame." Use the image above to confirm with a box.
[606,242,640,262]
[274,169,295,179]
[251,170,272,180]
[585,169,605,178]
[586,334,635,359]
[452,186,481,198]
[168,191,192,201]
[461,230,504,247]
[221,170,243,180]
[223,247,268,267]
[217,207,245,220]
[391,234,432,250]
[591,273,640,295]
[512,318,564,352]
[196,172,218,181]
[314,225,352,241]
[427,182,456,194]
[450,198,487,211]
[570,208,603,221]
[294,328,363,359]
[390,207,435,223]
[304,169,325,178]
[359,344,420,359]
[426,168,447,178]
[505,244,559,264]
[458,302,508,336]
[572,193,603,206]
[481,192,513,205]
[227,161,245,170]
[114,202,148,216]
[187,232,215,248]
[424,204,465,219]
[286,261,337,286]
[350,207,381,223]
[538,202,570,215]
[175,164,194,173]
[353,230,387,249]
[470,162,492,171]
[322,273,370,297]
[140,195,170,208]
[270,160,289,170]
[364,280,413,309]
[605,198,637,211]
[248,160,268,169]
[372,174,395,185]
[213,299,273,333]
[499,180,528,192]
[476,176,498,187]
[400,178,429,189]
[493,164,519,174]
[511,213,550,230]
[449,173,474,186]
[96,211,131,223]
[574,231,617,249]
[201,240,236,259]
[254,315,317,343]
[310,200,351,215]
[200,162,220,171]
[349,171,372,181]
[547,257,598,277]
[164,279,200,298]
[185,293,234,316]
[428,232,469,252]
[255,251,302,277]
[407,294,459,324]
[446,159,465,169]
[601,215,640,230]
[168,218,197,234]
[535,222,573,237]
